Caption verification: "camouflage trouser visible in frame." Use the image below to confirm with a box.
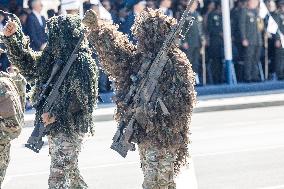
[139,145,176,189]
[0,142,10,187]
[48,133,88,189]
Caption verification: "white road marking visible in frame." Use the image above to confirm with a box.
[4,160,199,189]
[193,145,284,157]
[258,185,284,189]
[5,161,139,178]
[6,145,284,178]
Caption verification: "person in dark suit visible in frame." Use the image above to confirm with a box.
[0,45,10,72]
[26,0,47,51]
[159,0,173,17]
[207,1,224,84]
[274,0,284,79]
[181,0,205,80]
[123,0,146,42]
[239,0,263,82]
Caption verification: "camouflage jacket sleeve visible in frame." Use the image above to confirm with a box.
[0,77,23,141]
[87,21,136,79]
[1,24,42,81]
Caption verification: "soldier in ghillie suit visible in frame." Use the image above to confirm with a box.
[84,8,196,188]
[2,14,98,188]
[0,71,24,187]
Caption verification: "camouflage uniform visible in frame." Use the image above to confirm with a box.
[139,145,176,189]
[2,15,98,189]
[85,9,196,189]
[0,72,24,187]
[48,133,87,189]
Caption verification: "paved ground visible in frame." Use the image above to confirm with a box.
[3,105,284,189]
[192,106,284,189]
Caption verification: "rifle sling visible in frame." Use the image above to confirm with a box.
[43,32,85,113]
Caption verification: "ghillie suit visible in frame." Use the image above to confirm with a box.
[2,15,98,189]
[84,9,196,188]
[0,72,24,187]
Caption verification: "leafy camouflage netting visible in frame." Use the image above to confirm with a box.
[85,9,196,173]
[2,15,98,136]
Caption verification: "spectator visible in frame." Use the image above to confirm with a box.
[274,0,284,79]
[265,0,277,80]
[0,10,10,73]
[102,0,112,11]
[159,0,173,17]
[0,45,10,72]
[207,1,224,84]
[98,0,113,21]
[115,7,128,31]
[123,0,146,41]
[103,0,120,23]
[181,0,205,80]
[19,9,29,35]
[202,0,216,37]
[175,0,188,20]
[47,9,56,18]
[0,11,4,32]
[239,0,263,82]
[61,0,82,15]
[231,0,247,81]
[146,0,157,9]
[26,0,47,51]
[113,0,126,11]
[57,5,62,15]
[231,0,247,59]
[86,0,113,21]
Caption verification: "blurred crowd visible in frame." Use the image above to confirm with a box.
[1,0,284,94]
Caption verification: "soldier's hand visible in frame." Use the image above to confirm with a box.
[275,40,282,48]
[3,20,17,37]
[83,10,98,30]
[242,39,249,47]
[41,113,56,127]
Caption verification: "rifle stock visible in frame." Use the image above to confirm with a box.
[25,122,46,153]
[111,119,136,157]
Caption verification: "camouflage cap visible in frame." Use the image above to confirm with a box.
[46,14,85,59]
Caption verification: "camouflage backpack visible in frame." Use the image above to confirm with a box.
[0,71,25,140]
[7,68,27,111]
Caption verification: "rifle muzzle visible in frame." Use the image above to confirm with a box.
[25,137,44,153]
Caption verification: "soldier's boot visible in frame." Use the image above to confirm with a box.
[69,169,88,189]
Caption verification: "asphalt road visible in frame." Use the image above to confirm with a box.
[3,105,284,189]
